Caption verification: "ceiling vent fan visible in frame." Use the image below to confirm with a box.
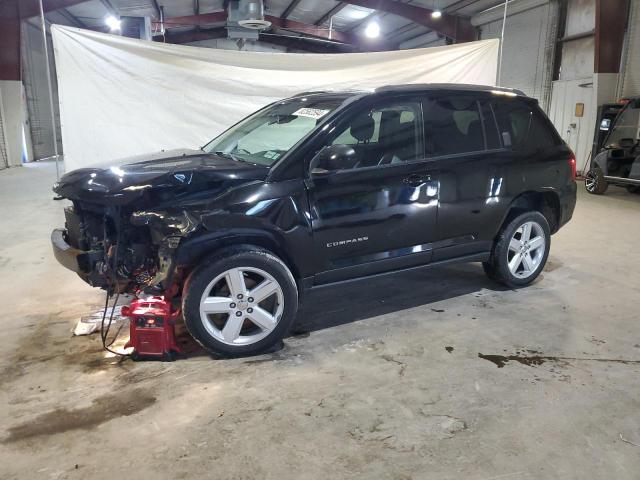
[228,0,271,38]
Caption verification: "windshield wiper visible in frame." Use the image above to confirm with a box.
[213,150,239,161]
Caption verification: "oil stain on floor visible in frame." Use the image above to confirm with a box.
[3,388,156,443]
[478,352,640,368]
[478,353,546,368]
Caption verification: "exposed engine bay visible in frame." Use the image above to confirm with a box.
[61,201,168,294]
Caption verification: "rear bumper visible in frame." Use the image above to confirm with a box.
[51,228,85,274]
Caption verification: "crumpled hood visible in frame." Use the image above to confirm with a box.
[53,149,269,206]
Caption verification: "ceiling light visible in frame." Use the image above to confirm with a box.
[105,15,121,31]
[364,21,380,38]
[431,9,442,19]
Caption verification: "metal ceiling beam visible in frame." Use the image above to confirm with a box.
[445,0,489,14]
[0,0,21,80]
[155,27,228,44]
[595,0,629,73]
[57,7,87,28]
[344,9,377,33]
[266,15,357,44]
[258,34,350,53]
[269,14,390,51]
[386,21,421,40]
[0,2,90,82]
[17,0,90,19]
[399,29,441,45]
[98,0,118,16]
[315,2,349,26]
[153,11,228,27]
[281,0,304,20]
[339,0,475,42]
[153,11,364,46]
[155,25,349,53]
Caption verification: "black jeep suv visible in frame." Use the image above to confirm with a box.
[52,84,576,356]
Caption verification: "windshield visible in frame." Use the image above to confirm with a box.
[202,97,345,166]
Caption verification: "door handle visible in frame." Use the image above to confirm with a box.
[403,174,431,186]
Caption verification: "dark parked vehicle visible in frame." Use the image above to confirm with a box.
[52,84,576,356]
[586,97,640,195]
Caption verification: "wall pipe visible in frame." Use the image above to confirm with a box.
[497,0,509,86]
[38,0,61,179]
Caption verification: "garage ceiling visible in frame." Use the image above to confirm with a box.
[40,0,508,51]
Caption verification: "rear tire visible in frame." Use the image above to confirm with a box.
[626,185,640,194]
[483,211,551,288]
[585,168,608,194]
[182,247,298,357]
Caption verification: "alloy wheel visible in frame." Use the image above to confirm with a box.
[507,221,546,279]
[585,170,598,193]
[198,267,284,346]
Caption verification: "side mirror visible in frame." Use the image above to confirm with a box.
[310,144,357,176]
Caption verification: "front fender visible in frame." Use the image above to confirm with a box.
[174,229,292,271]
[171,180,313,279]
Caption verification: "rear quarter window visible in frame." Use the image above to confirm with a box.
[493,100,559,151]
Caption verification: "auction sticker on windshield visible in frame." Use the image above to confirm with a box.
[293,108,330,120]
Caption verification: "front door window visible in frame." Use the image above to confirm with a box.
[326,101,423,170]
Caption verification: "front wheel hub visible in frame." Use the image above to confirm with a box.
[507,221,546,279]
[198,267,284,346]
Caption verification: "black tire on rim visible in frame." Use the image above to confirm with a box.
[182,247,298,357]
[483,211,551,288]
[585,168,608,195]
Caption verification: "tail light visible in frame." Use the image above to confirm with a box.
[568,154,577,181]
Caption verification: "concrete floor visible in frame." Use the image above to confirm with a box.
[1,161,639,479]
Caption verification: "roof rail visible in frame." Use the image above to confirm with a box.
[290,89,367,98]
[375,83,527,97]
[290,91,332,97]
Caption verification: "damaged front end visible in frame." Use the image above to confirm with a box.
[52,202,189,296]
[51,150,269,297]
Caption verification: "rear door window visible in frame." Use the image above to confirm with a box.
[423,97,485,156]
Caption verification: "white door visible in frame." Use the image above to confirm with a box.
[548,78,595,174]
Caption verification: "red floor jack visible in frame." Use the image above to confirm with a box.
[122,296,182,361]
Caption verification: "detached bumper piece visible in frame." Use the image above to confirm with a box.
[51,228,87,274]
[51,229,105,286]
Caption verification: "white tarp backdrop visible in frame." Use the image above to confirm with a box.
[51,25,499,172]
